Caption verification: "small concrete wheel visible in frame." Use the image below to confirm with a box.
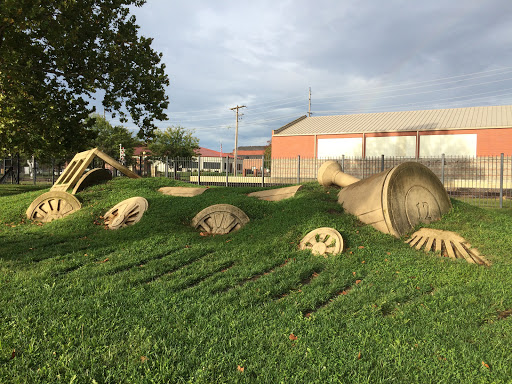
[26,191,82,222]
[103,197,148,230]
[300,227,344,256]
[191,204,250,235]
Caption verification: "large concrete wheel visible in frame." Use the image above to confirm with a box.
[72,168,112,194]
[191,204,249,235]
[300,227,344,256]
[26,191,81,222]
[103,197,148,230]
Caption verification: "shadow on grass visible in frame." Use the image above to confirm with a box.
[0,184,50,197]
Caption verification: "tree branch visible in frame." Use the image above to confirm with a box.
[1,61,83,80]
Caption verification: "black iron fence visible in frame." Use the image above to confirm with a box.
[2,153,511,208]
[1,155,62,185]
[0,154,123,185]
[150,154,512,208]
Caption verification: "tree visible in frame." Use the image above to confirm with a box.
[148,126,200,158]
[263,140,272,171]
[264,140,272,161]
[88,114,138,165]
[0,0,169,158]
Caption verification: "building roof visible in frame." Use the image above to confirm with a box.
[196,147,221,157]
[273,105,512,136]
[236,146,266,156]
[237,146,267,151]
[196,147,233,158]
[237,150,264,157]
[133,146,151,156]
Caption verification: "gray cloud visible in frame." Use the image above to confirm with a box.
[111,0,512,151]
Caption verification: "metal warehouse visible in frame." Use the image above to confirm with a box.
[271,105,512,158]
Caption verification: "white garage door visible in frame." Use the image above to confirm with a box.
[366,136,416,157]
[317,138,363,158]
[420,134,477,156]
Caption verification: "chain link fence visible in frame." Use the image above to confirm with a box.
[2,153,511,208]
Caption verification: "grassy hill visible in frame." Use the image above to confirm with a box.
[1,178,511,383]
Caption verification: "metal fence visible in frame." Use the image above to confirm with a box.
[150,154,512,208]
[2,153,511,208]
[1,155,61,185]
[0,155,122,185]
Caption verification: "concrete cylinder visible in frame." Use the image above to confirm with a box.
[318,160,451,237]
[317,160,360,187]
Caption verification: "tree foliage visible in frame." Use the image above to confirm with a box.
[148,126,200,158]
[264,140,272,161]
[0,0,169,157]
[88,114,138,165]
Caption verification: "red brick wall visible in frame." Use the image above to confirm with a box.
[475,128,512,156]
[271,135,315,158]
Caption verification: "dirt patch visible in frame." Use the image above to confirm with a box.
[497,309,512,320]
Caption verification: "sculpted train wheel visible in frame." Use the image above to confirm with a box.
[191,204,250,235]
[103,197,149,230]
[300,227,344,256]
[26,191,82,222]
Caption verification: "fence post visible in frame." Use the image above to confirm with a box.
[9,155,14,184]
[165,156,168,178]
[225,156,229,187]
[16,153,20,184]
[197,156,201,185]
[297,155,301,184]
[261,155,265,187]
[32,156,36,185]
[173,159,177,180]
[381,154,385,172]
[51,158,55,184]
[441,153,445,186]
[500,153,504,208]
[341,155,345,172]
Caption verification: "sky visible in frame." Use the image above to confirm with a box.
[107,0,512,152]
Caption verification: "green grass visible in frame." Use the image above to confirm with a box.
[0,184,50,197]
[452,196,512,209]
[1,179,512,383]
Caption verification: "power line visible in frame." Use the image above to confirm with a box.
[313,88,512,115]
[315,66,512,100]
[308,87,312,117]
[230,105,246,176]
[167,99,306,121]
[167,68,512,122]
[160,68,512,128]
[313,77,512,107]
[167,95,304,116]
[115,67,512,145]
[242,113,304,126]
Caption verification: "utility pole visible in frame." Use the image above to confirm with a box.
[230,104,246,176]
[308,87,312,117]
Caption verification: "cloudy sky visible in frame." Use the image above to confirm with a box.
[112,0,512,152]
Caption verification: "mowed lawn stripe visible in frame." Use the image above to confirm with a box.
[2,180,512,383]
